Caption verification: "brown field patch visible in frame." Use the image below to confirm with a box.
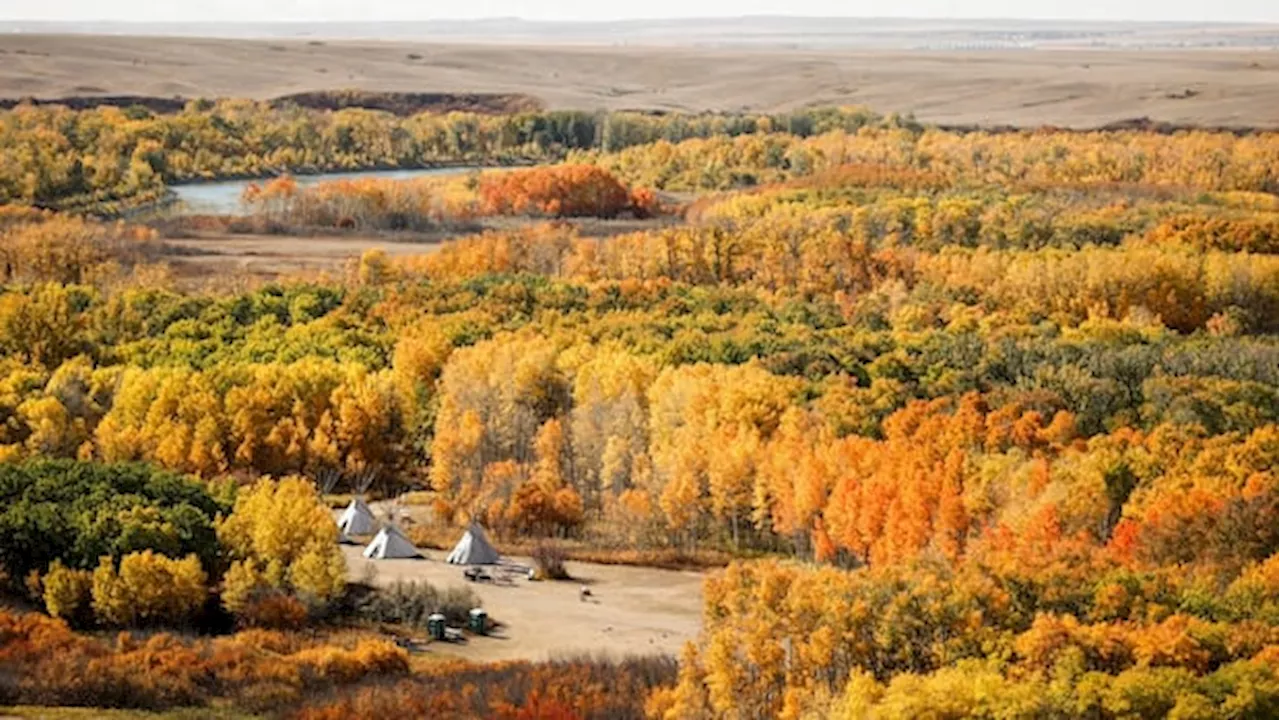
[0,34,1274,128]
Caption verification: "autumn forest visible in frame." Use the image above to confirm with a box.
[0,95,1275,719]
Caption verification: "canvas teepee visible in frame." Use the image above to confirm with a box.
[338,497,377,537]
[363,522,420,559]
[335,469,378,541]
[445,522,500,565]
[363,498,421,559]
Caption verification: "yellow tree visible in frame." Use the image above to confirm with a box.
[430,334,568,516]
[707,425,759,548]
[649,362,800,546]
[90,551,207,627]
[217,476,346,611]
[0,283,86,369]
[569,348,655,506]
[42,560,93,626]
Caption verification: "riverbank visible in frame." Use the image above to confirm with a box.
[165,165,491,217]
[117,162,531,220]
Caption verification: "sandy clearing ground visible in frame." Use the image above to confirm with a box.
[0,35,1275,128]
[341,544,705,662]
[156,215,679,283]
[160,233,445,280]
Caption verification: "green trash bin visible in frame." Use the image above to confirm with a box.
[427,613,446,641]
[468,608,488,635]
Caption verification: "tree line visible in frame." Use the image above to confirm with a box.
[0,102,885,211]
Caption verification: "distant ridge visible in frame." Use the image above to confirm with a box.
[1,17,1274,49]
[0,91,542,116]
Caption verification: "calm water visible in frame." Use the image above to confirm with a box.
[168,166,479,216]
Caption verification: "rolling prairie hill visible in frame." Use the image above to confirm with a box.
[0,24,1275,128]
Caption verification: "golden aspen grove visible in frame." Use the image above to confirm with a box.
[0,92,1275,720]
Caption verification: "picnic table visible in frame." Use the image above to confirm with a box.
[465,563,532,584]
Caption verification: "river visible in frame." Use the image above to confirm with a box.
[168,166,480,216]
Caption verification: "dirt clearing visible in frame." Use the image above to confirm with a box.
[343,545,705,662]
[160,233,444,282]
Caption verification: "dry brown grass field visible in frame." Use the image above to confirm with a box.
[152,215,678,284]
[156,232,444,285]
[0,34,1275,128]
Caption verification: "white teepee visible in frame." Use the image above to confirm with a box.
[338,496,378,537]
[363,523,420,559]
[334,468,378,542]
[445,523,500,565]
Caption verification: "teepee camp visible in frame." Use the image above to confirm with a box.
[446,522,501,565]
[363,522,420,559]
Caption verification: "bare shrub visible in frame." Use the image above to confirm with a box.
[354,579,480,628]
[532,542,571,580]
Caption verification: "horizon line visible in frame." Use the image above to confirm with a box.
[3,15,1277,26]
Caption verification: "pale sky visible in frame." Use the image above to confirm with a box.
[1,0,1276,23]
